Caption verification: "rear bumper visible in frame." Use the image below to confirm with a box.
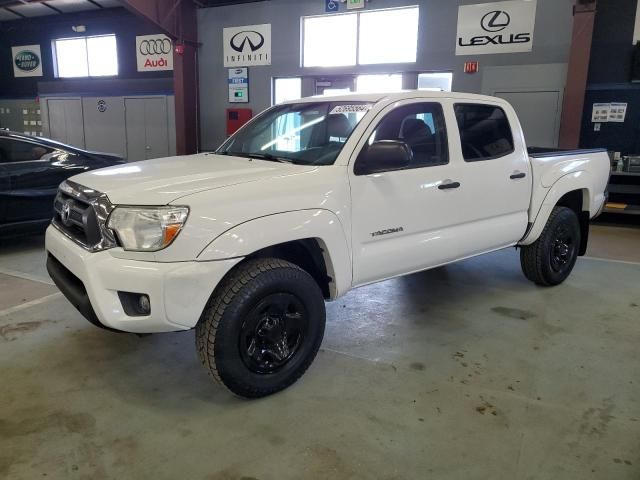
[45,226,241,333]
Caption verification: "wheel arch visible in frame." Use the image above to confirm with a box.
[197,209,352,299]
[521,172,594,254]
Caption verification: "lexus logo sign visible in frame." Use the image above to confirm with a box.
[224,24,271,67]
[230,31,265,53]
[457,0,537,56]
[136,34,173,72]
[481,11,511,32]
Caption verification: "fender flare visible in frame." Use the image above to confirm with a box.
[520,172,593,246]
[197,209,352,298]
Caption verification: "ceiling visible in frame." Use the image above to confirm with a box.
[0,0,120,21]
[0,0,268,22]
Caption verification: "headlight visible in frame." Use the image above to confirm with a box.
[107,206,189,252]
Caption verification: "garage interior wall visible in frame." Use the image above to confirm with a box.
[0,7,176,160]
[580,0,640,155]
[198,0,575,150]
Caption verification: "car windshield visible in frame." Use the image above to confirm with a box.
[217,101,373,166]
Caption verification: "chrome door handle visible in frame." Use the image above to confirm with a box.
[438,180,461,190]
[510,172,526,180]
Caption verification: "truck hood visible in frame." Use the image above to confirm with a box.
[70,153,318,205]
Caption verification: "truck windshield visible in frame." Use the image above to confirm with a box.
[217,102,373,165]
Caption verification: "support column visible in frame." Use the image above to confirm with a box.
[122,0,199,155]
[558,0,597,149]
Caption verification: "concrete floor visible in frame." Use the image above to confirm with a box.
[0,226,639,479]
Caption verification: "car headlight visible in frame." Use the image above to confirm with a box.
[107,206,189,252]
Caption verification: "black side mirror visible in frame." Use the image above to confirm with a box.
[354,140,412,175]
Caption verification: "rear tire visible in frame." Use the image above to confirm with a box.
[520,206,581,286]
[196,258,326,398]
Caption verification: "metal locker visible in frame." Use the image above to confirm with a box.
[47,98,85,148]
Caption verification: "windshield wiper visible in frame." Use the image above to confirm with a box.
[219,151,295,164]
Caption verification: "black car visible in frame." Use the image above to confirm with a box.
[0,130,125,237]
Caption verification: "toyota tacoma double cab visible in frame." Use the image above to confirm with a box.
[46,92,610,398]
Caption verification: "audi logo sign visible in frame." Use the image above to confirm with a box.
[224,24,271,67]
[139,38,172,56]
[136,34,173,72]
[456,0,537,56]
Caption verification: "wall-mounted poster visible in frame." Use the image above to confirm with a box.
[136,34,174,72]
[456,0,538,56]
[591,103,611,123]
[223,24,271,67]
[609,103,628,123]
[12,45,43,78]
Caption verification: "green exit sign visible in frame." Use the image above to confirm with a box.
[347,0,364,10]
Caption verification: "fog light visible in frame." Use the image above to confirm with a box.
[139,295,151,314]
[118,292,151,317]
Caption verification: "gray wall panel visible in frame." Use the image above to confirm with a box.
[198,0,575,149]
[82,97,127,157]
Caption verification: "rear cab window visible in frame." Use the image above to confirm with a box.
[454,104,514,161]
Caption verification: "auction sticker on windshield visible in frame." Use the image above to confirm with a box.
[330,104,373,115]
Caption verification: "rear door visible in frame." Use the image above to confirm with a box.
[451,102,532,250]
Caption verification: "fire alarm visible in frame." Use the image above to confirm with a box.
[175,44,185,55]
[464,61,479,74]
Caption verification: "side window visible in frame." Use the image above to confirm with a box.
[363,102,449,170]
[0,138,54,163]
[454,104,514,161]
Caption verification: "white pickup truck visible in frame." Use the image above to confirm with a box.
[46,91,610,397]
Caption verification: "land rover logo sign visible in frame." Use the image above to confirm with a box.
[15,50,39,71]
[224,24,271,67]
[11,44,43,77]
[456,0,537,56]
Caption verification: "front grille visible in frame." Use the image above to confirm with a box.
[52,180,117,252]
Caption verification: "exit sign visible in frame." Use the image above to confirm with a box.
[347,0,365,10]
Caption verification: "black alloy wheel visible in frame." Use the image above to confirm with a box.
[239,293,309,374]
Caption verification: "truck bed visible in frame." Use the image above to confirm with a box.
[527,147,608,158]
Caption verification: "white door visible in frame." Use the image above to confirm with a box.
[349,99,532,287]
[349,100,463,286]
[451,102,532,251]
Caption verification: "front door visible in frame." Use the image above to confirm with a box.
[0,138,70,224]
[349,100,461,286]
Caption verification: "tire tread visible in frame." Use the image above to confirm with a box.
[520,206,577,286]
[195,258,313,397]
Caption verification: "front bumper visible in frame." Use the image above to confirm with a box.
[46,226,241,333]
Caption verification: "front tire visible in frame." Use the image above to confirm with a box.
[196,258,326,398]
[520,206,581,286]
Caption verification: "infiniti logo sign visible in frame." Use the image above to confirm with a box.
[230,31,265,53]
[224,24,271,67]
[481,11,511,32]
